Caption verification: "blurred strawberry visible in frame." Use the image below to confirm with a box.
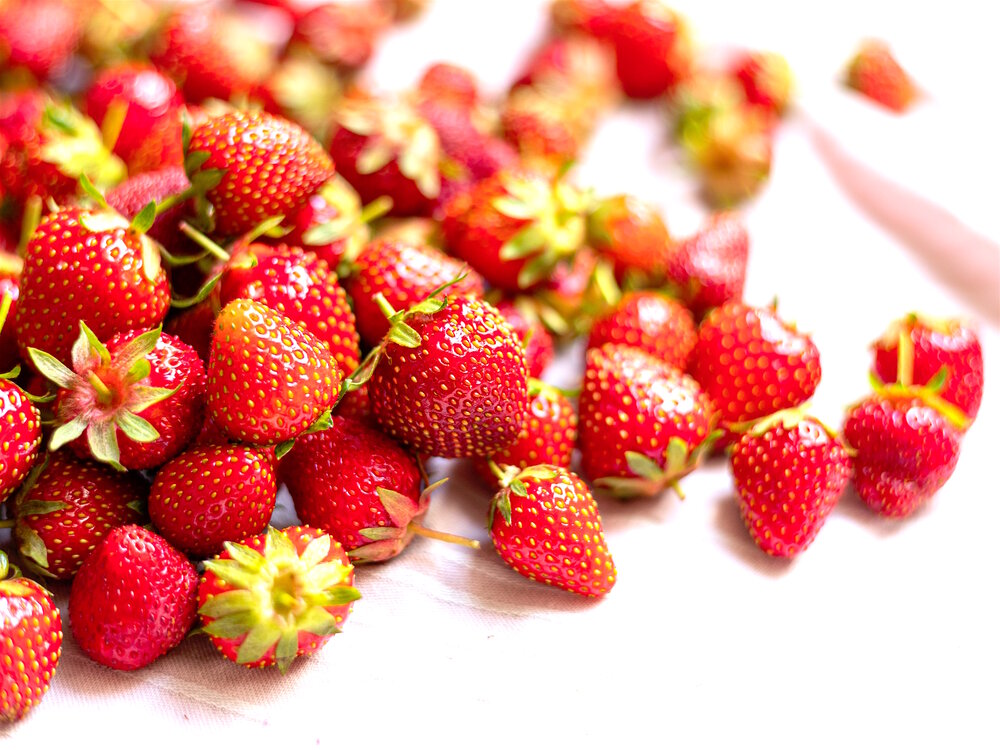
[731,50,793,118]
[587,193,671,287]
[846,40,916,113]
[665,212,748,318]
[293,1,391,71]
[587,290,696,370]
[0,0,80,82]
[493,298,555,378]
[604,0,693,100]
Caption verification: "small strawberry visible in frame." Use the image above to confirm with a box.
[149,444,277,558]
[69,524,199,671]
[105,166,194,256]
[729,408,852,557]
[13,452,147,580]
[488,464,616,597]
[587,290,697,370]
[493,298,555,379]
[0,0,80,82]
[533,245,600,336]
[293,1,390,70]
[207,299,342,445]
[603,0,693,100]
[186,110,335,238]
[417,63,481,110]
[198,526,360,671]
[689,301,822,427]
[665,212,748,318]
[586,194,671,287]
[730,50,793,118]
[511,34,618,118]
[0,551,62,722]
[501,87,583,169]
[579,343,716,497]
[846,40,916,113]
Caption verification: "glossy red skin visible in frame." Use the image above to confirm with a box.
[588,291,696,370]
[0,270,20,371]
[69,524,199,671]
[0,0,79,81]
[0,380,41,504]
[149,444,277,558]
[730,419,852,557]
[217,242,360,374]
[872,320,984,422]
[689,302,821,425]
[493,299,554,378]
[293,2,389,70]
[579,343,715,482]
[332,383,375,427]
[188,110,335,238]
[605,1,691,99]
[13,452,147,580]
[369,295,529,458]
[15,207,171,367]
[346,238,485,348]
[84,63,184,175]
[198,526,355,668]
[0,90,78,206]
[0,576,62,721]
[667,213,748,318]
[106,166,194,258]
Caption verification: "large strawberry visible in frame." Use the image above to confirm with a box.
[587,194,671,286]
[665,212,749,318]
[489,464,616,597]
[730,408,852,557]
[207,299,342,445]
[0,552,62,722]
[846,40,916,113]
[579,343,716,497]
[69,524,199,671]
[186,110,335,237]
[587,290,697,370]
[198,526,360,672]
[149,444,277,558]
[15,205,170,366]
[12,452,147,580]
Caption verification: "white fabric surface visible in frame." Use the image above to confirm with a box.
[3,1,999,747]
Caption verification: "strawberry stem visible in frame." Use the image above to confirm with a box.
[179,222,231,262]
[409,521,480,549]
[359,195,394,225]
[897,330,914,387]
[0,519,14,530]
[88,371,114,405]
[0,292,12,336]
[18,195,42,254]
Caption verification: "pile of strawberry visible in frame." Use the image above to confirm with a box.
[0,0,984,725]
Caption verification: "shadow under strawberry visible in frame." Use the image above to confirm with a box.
[712,492,794,578]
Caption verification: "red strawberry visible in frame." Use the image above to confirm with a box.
[13,452,147,580]
[488,465,616,597]
[30,326,207,471]
[603,0,693,100]
[186,110,335,237]
[579,343,716,496]
[332,382,375,426]
[0,0,80,81]
[293,1,390,70]
[666,212,748,318]
[149,444,277,558]
[69,524,199,671]
[689,301,822,427]
[207,299,342,445]
[0,552,62,722]
[493,298,555,378]
[586,194,671,287]
[549,0,616,36]
[15,206,170,366]
[1,290,40,505]
[198,526,360,671]
[345,237,485,348]
[366,294,529,458]
[163,299,215,365]
[512,34,618,110]
[731,50,793,118]
[472,379,577,486]
[846,40,916,113]
[587,290,696,370]
[417,63,481,110]
[729,408,852,557]
[105,166,194,255]
[501,87,583,169]
[871,313,984,423]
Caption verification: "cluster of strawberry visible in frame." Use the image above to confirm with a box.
[0,0,983,727]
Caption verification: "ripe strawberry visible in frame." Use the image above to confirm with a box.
[846,40,916,113]
[665,212,749,318]
[0,0,80,81]
[729,409,852,557]
[149,444,277,558]
[163,299,215,365]
[579,343,716,496]
[501,87,583,169]
[533,245,600,336]
[0,259,22,371]
[332,382,375,426]
[603,0,693,100]
[30,326,206,471]
[488,465,616,597]
[198,526,360,671]
[418,63,481,110]
[186,110,335,238]
[493,299,554,379]
[345,237,485,348]
[689,301,822,426]
[511,34,618,115]
[13,452,147,580]
[207,299,342,445]
[730,50,793,118]
[1,292,41,506]
[587,291,696,370]
[293,1,390,70]
[0,552,62,722]
[366,294,529,458]
[69,524,199,671]
[871,314,983,423]
[15,206,170,366]
[587,194,672,287]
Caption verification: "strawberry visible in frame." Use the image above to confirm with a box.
[512,34,618,111]
[549,0,616,36]
[1,292,41,505]
[689,301,822,427]
[163,299,215,365]
[493,298,555,379]
[603,0,693,100]
[533,245,600,336]
[345,237,485,348]
[418,63,481,110]
[501,87,583,169]
[15,205,170,366]
[207,299,342,445]
[587,194,672,287]
[198,526,360,672]
[293,1,390,70]
[30,326,207,471]
[365,294,529,458]
[729,408,852,557]
[0,0,80,82]
[186,110,335,238]
[472,379,577,486]
[579,343,716,496]
[0,257,22,371]
[730,50,793,118]
[488,465,616,597]
[871,313,984,424]
[846,40,916,113]
[105,166,194,255]
[0,552,62,722]
[69,524,199,671]
[665,212,748,318]
[12,452,147,580]
[149,444,277,558]
[332,382,375,426]
[587,291,696,370]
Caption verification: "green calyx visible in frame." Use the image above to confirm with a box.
[596,433,721,499]
[41,101,126,191]
[487,461,561,528]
